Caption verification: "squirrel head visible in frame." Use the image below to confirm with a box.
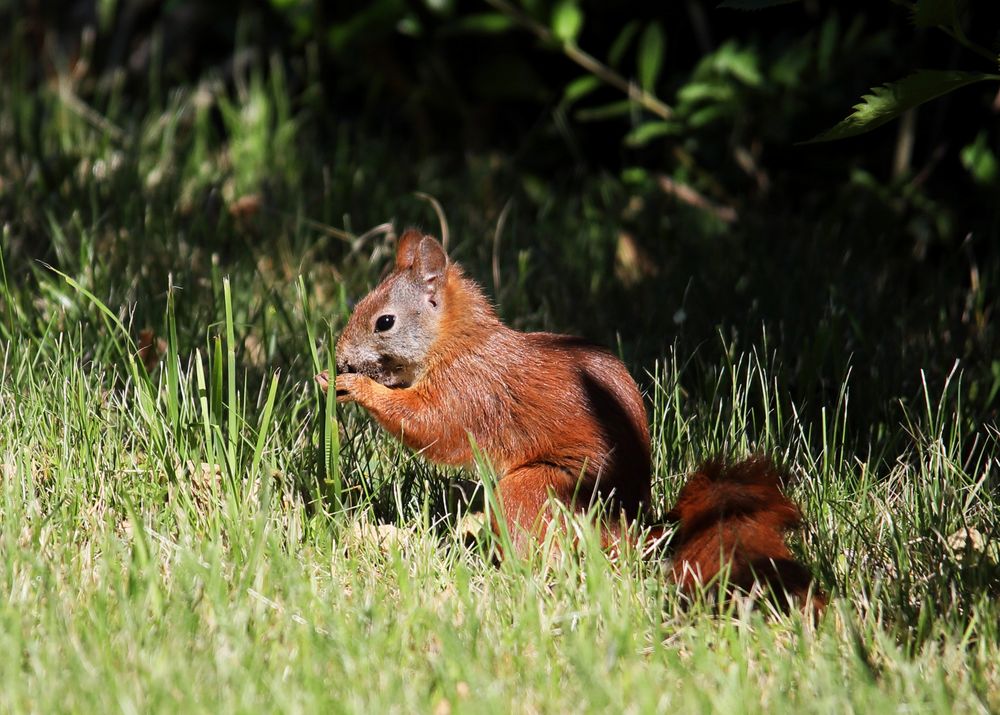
[335,229,449,388]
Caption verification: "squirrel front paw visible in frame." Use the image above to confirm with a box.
[334,372,375,404]
[315,370,379,404]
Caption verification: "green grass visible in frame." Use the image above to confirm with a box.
[1,53,999,713]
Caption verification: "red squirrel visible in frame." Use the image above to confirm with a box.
[318,229,823,609]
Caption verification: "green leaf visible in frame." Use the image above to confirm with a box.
[562,75,601,104]
[913,0,958,28]
[621,167,650,184]
[638,22,666,92]
[608,20,640,68]
[718,0,802,8]
[704,40,762,86]
[769,42,811,87]
[423,0,455,13]
[552,0,584,44]
[194,350,216,471]
[212,336,224,427]
[688,104,734,128]
[624,121,682,147]
[817,14,839,74]
[575,100,632,122]
[223,278,238,477]
[961,131,999,184]
[807,70,1000,143]
[521,0,542,17]
[447,13,514,35]
[249,370,281,479]
[676,81,734,105]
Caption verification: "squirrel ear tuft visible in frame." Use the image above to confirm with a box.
[395,228,424,270]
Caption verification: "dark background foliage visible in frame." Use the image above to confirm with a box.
[3,0,1000,436]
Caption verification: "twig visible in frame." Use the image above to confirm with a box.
[732,144,770,195]
[886,0,999,67]
[483,0,673,120]
[940,23,999,67]
[910,141,948,189]
[892,108,917,179]
[657,175,737,224]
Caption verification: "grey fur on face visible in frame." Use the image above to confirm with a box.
[335,252,445,388]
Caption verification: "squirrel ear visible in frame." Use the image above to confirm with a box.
[395,228,424,270]
[413,236,448,305]
[415,236,447,279]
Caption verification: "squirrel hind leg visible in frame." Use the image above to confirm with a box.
[491,464,577,558]
[493,463,626,558]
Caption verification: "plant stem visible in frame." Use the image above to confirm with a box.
[942,23,999,68]
[483,0,674,120]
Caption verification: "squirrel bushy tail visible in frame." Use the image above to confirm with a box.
[657,456,825,614]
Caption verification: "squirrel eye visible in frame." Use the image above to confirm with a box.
[375,314,396,332]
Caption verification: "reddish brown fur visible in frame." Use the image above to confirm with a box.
[665,457,825,613]
[322,230,822,612]
[328,230,650,553]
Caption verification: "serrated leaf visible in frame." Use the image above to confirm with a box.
[562,75,601,104]
[807,70,1000,143]
[718,0,802,9]
[913,0,958,28]
[624,121,682,147]
[638,22,665,92]
[552,0,583,43]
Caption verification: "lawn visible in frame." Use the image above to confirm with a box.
[2,33,999,714]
